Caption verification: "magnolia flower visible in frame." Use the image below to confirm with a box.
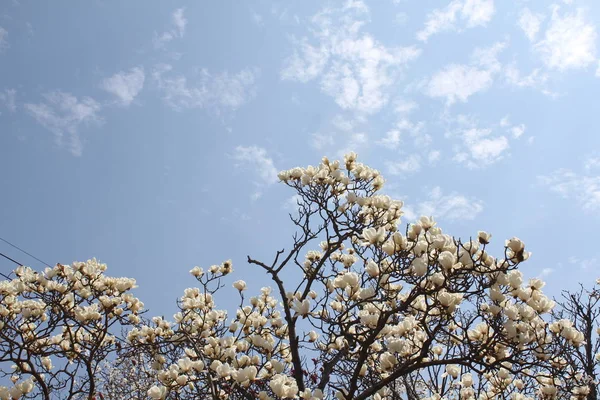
[437,251,455,270]
[233,280,247,291]
[292,299,311,317]
[411,257,428,277]
[362,227,387,245]
[365,260,380,277]
[41,356,53,370]
[445,364,460,379]
[478,231,491,244]
[529,278,545,290]
[270,374,299,399]
[505,237,524,253]
[419,216,436,229]
[148,385,168,400]
[461,373,473,387]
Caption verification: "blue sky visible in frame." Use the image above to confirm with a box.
[1,0,600,316]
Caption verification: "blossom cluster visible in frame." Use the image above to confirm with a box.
[1,154,595,400]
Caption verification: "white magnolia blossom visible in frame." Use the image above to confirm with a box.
[1,153,590,400]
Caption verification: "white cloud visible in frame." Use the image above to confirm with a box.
[377,118,427,151]
[337,132,368,158]
[504,64,550,90]
[518,8,544,42]
[411,186,484,221]
[232,146,279,198]
[0,89,16,113]
[446,115,511,168]
[0,27,7,52]
[377,130,402,149]
[282,4,420,114]
[395,12,408,25]
[310,132,335,150]
[584,155,600,171]
[568,256,597,270]
[537,268,553,278]
[386,154,421,176]
[282,194,303,212]
[462,0,495,27]
[417,0,494,42]
[153,64,257,113]
[101,67,145,106]
[154,8,187,49]
[394,98,418,114]
[453,127,508,168]
[417,1,462,42]
[471,40,506,72]
[172,8,187,36]
[426,41,505,104]
[251,11,264,26]
[427,64,493,104]
[535,6,597,71]
[331,114,356,131]
[428,150,441,164]
[454,128,509,168]
[510,124,525,138]
[281,40,329,83]
[398,118,429,147]
[539,168,600,212]
[24,91,102,156]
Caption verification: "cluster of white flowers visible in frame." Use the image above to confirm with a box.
[2,153,593,400]
[0,259,142,399]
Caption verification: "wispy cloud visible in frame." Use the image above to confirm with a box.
[417,0,495,42]
[377,118,427,150]
[428,150,441,164]
[154,8,187,49]
[232,146,278,200]
[427,64,493,105]
[251,10,264,27]
[568,256,597,270]
[537,267,553,278]
[377,129,402,150]
[24,91,102,156]
[232,146,278,184]
[518,8,544,42]
[539,161,600,212]
[504,64,549,90]
[101,67,145,107]
[426,41,505,105]
[386,154,422,176]
[0,89,16,113]
[535,6,597,71]
[153,64,257,114]
[282,194,303,212]
[282,2,420,115]
[401,186,484,222]
[0,27,8,52]
[445,114,513,168]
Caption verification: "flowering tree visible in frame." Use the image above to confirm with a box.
[548,282,600,400]
[0,260,142,399]
[96,343,159,400]
[125,153,585,400]
[0,153,589,399]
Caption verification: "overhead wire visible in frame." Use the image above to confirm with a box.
[0,236,52,267]
[0,251,19,279]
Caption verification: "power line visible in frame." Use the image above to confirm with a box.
[0,236,52,268]
[0,251,18,279]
